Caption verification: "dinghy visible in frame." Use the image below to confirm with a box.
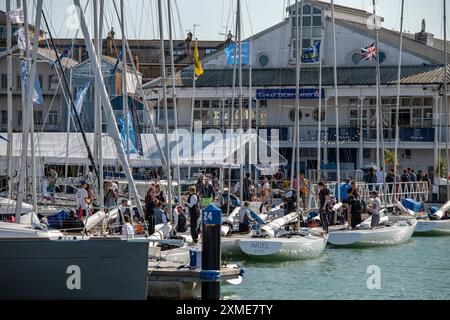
[239,229,328,261]
[327,218,417,247]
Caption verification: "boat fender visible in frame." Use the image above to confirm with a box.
[200,270,220,281]
[239,269,245,277]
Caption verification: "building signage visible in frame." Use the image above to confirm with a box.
[400,128,434,142]
[256,88,324,100]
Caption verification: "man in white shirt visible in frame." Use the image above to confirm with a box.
[369,191,381,228]
[75,181,89,218]
[121,215,135,238]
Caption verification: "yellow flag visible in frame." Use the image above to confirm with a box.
[194,42,204,78]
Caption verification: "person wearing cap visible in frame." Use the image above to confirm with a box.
[104,181,118,209]
[75,181,89,218]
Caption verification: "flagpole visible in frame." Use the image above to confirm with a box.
[167,0,182,204]
[98,0,104,207]
[6,0,13,199]
[317,20,324,182]
[188,34,197,181]
[157,0,173,215]
[15,0,44,223]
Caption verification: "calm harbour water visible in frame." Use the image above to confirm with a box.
[222,236,450,300]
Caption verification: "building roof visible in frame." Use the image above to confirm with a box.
[75,54,141,75]
[286,0,374,19]
[0,45,78,68]
[337,19,450,64]
[149,65,449,88]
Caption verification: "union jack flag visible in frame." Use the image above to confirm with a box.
[360,43,377,60]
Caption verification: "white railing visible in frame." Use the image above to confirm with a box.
[308,181,430,209]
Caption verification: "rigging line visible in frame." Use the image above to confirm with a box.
[173,0,183,40]
[244,0,254,36]
[149,0,156,39]
[219,0,226,38]
[41,9,101,185]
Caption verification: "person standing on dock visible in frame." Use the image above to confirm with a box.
[243,172,252,201]
[121,215,135,239]
[47,167,58,195]
[185,186,200,244]
[316,182,331,232]
[104,181,118,209]
[75,181,89,218]
[145,186,157,235]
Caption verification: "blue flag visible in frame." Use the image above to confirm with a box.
[112,48,123,75]
[21,61,44,105]
[118,112,138,154]
[301,40,320,63]
[224,42,250,65]
[74,81,91,114]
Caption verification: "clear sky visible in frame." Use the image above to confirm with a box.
[1,0,447,41]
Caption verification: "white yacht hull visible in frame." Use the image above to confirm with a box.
[415,219,450,235]
[238,234,328,260]
[328,219,417,247]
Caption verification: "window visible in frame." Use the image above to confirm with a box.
[1,74,7,89]
[423,108,433,126]
[38,75,43,89]
[16,75,21,91]
[48,75,59,90]
[291,4,322,60]
[412,109,422,126]
[1,111,7,125]
[48,111,58,125]
[34,111,43,125]
[18,111,22,125]
[363,149,371,159]
[289,109,303,122]
[403,149,412,160]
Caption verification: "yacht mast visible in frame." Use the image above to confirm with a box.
[15,0,44,223]
[73,0,144,217]
[121,0,131,179]
[167,0,182,202]
[237,0,244,202]
[394,0,404,202]
[331,0,341,201]
[444,0,450,195]
[6,0,13,199]
[157,0,173,213]
[372,0,382,170]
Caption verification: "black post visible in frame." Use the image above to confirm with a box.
[200,204,222,300]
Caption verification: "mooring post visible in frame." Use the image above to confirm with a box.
[200,204,222,300]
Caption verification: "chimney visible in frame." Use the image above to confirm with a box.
[415,19,434,46]
[134,54,140,73]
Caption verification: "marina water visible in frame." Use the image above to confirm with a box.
[222,236,450,300]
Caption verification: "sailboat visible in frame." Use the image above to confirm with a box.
[0,0,151,300]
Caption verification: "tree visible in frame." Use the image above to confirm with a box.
[435,158,446,178]
[384,149,398,169]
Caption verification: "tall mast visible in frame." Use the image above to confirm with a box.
[237,0,244,201]
[394,0,404,202]
[444,0,450,195]
[167,0,182,203]
[15,0,44,222]
[317,13,324,181]
[73,0,144,218]
[6,0,13,199]
[331,0,340,201]
[293,0,303,213]
[121,0,131,184]
[29,0,37,215]
[157,0,173,213]
[98,0,104,206]
[94,0,104,207]
[372,0,381,170]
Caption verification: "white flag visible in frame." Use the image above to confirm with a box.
[14,27,26,50]
[6,7,24,24]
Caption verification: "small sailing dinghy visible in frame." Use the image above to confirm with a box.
[327,217,417,247]
[414,201,450,235]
